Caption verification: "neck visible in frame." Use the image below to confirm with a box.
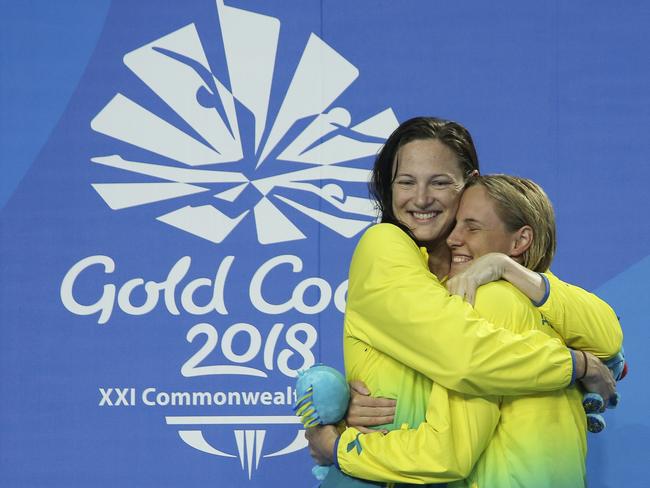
[424,240,451,279]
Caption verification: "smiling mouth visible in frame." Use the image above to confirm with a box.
[451,255,473,264]
[410,211,440,221]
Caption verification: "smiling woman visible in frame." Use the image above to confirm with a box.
[305,117,621,488]
[438,174,622,487]
[391,139,466,258]
[448,175,556,277]
[370,117,479,279]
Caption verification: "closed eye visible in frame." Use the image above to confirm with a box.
[430,179,453,188]
[395,179,415,186]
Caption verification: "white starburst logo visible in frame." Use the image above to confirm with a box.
[90,0,398,245]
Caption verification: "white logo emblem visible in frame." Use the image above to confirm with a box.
[88,2,396,479]
[90,0,398,245]
[166,414,304,480]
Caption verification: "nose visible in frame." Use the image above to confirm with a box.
[414,183,433,208]
[447,225,463,248]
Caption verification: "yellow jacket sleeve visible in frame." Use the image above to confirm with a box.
[539,272,623,358]
[345,224,573,396]
[337,384,500,484]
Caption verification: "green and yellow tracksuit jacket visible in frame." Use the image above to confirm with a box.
[336,224,622,487]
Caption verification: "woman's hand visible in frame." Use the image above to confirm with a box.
[576,350,617,408]
[304,424,339,465]
[345,380,396,434]
[446,253,548,305]
[446,253,508,305]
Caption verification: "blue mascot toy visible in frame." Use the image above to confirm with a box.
[294,364,350,481]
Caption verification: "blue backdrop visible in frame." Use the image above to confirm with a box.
[1,1,648,486]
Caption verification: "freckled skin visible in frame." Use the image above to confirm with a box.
[391,139,466,250]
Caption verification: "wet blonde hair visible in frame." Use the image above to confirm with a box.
[466,174,556,272]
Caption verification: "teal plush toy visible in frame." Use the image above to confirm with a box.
[582,349,627,433]
[294,364,350,481]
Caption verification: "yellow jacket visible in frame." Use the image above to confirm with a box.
[337,224,622,486]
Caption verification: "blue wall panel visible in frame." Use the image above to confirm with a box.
[1,1,648,486]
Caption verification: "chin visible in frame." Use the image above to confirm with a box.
[412,226,445,244]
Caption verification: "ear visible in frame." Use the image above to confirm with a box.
[510,225,533,258]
